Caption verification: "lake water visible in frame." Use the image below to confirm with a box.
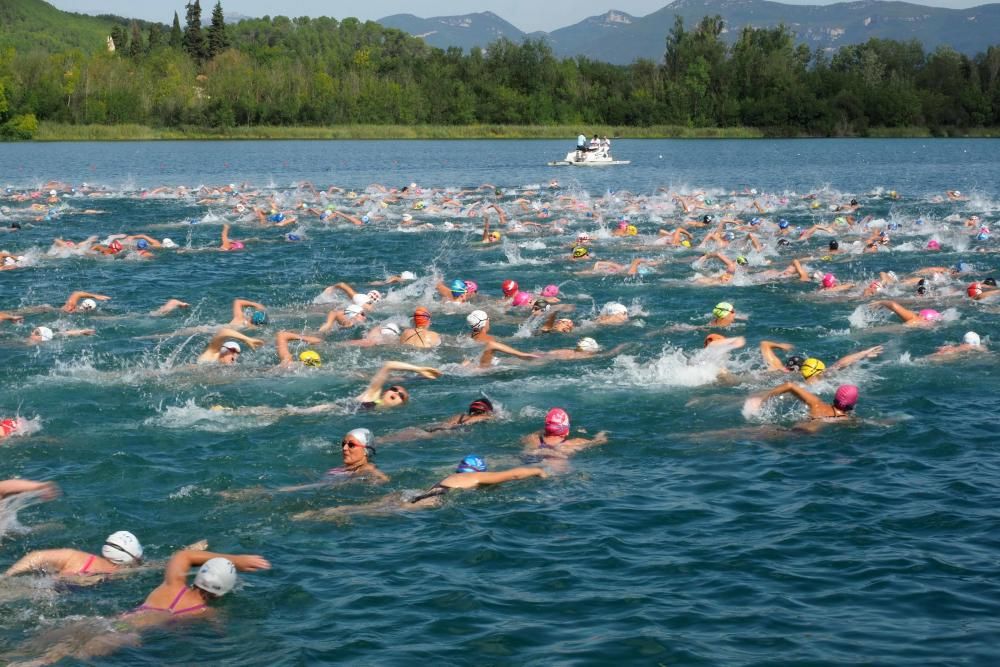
[1,139,998,665]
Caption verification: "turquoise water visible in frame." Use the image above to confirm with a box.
[0,139,999,665]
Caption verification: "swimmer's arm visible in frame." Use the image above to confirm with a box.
[435,281,455,300]
[231,299,265,324]
[763,382,823,410]
[220,223,232,247]
[151,299,190,316]
[0,311,24,323]
[0,479,58,499]
[204,328,264,354]
[62,291,111,312]
[870,300,917,322]
[359,361,442,401]
[472,467,547,485]
[483,340,540,362]
[481,216,491,242]
[327,282,358,299]
[760,340,793,371]
[567,431,609,449]
[126,234,161,248]
[275,331,322,364]
[4,549,75,576]
[162,550,270,587]
[62,329,96,337]
[318,310,349,333]
[830,345,884,370]
[790,259,810,281]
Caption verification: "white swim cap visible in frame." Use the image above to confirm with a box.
[466,310,489,332]
[400,271,416,281]
[352,293,370,306]
[49,189,57,196]
[161,238,177,249]
[102,530,143,565]
[366,290,383,304]
[345,304,365,318]
[380,322,401,337]
[34,326,54,341]
[345,427,374,449]
[3,257,16,266]
[79,298,97,311]
[194,557,237,597]
[576,337,600,352]
[602,302,628,316]
[402,213,413,222]
[963,331,981,346]
[221,341,241,353]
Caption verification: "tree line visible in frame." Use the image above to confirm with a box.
[1,1,999,138]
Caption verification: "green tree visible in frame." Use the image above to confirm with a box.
[109,24,128,54]
[170,12,183,49]
[206,1,229,59]
[127,21,144,59]
[148,23,163,52]
[183,1,207,62]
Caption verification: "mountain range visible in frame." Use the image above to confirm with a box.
[379,0,1000,64]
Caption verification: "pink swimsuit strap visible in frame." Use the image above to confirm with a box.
[133,586,207,616]
[77,555,96,575]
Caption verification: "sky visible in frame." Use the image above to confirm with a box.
[48,0,984,33]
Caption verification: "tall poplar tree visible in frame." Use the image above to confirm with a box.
[183,1,207,61]
[169,12,183,48]
[127,21,143,58]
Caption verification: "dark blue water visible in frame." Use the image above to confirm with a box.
[0,139,998,665]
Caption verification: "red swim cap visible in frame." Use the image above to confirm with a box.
[502,279,519,297]
[0,418,18,437]
[544,408,570,436]
[413,307,431,327]
[968,282,982,298]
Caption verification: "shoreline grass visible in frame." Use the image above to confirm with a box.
[25,122,1000,141]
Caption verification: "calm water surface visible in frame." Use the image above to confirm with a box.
[0,139,998,665]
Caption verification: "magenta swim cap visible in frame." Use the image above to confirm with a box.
[229,240,245,250]
[833,385,859,411]
[618,221,628,230]
[512,291,533,307]
[463,280,478,294]
[821,273,837,288]
[926,239,941,250]
[918,309,941,321]
[541,284,559,297]
[544,408,570,436]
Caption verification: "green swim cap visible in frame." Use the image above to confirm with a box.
[712,302,734,319]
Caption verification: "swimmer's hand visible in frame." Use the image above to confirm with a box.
[742,396,764,419]
[233,555,270,572]
[416,367,442,380]
[185,539,208,551]
[38,482,60,501]
[245,337,265,350]
[591,430,609,444]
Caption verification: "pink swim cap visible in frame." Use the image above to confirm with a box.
[618,221,628,230]
[541,284,559,297]
[918,309,941,321]
[229,240,245,250]
[926,239,941,250]
[512,291,533,307]
[502,279,519,297]
[544,408,570,436]
[821,273,837,288]
[833,385,859,411]
[463,280,478,294]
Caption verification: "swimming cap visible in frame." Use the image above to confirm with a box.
[449,278,467,297]
[963,331,981,346]
[703,214,714,224]
[456,455,487,473]
[468,398,494,415]
[626,225,638,236]
[750,217,761,225]
[541,285,559,298]
[617,221,628,230]
[286,233,301,242]
[49,189,57,196]
[968,283,982,297]
[577,232,591,243]
[136,238,149,250]
[821,273,838,289]
[466,310,489,332]
[489,231,501,241]
[712,302,734,319]
[401,213,413,222]
[544,408,570,436]
[833,385,859,411]
[703,333,725,347]
[512,291,533,307]
[953,262,972,274]
[352,293,371,306]
[927,239,941,250]
[366,290,383,304]
[400,271,416,281]
[502,279,519,297]
[778,219,789,229]
[221,341,241,354]
[985,278,997,286]
[299,350,321,367]
[918,309,941,321]
[829,240,839,251]
[681,239,692,248]
[464,280,478,294]
[229,240,245,250]
[723,231,735,241]
[346,427,374,451]
[577,337,600,352]
[361,215,370,223]
[868,280,883,292]
[161,238,177,249]
[800,358,826,379]
[413,307,431,327]
[194,558,238,597]
[572,246,589,258]
[602,302,628,317]
[251,310,267,325]
[736,256,748,266]
[777,239,790,247]
[345,304,365,318]
[784,354,805,371]
[380,322,402,337]
[79,298,97,311]
[108,240,123,253]
[34,326,54,341]
[0,418,17,437]
[102,531,143,565]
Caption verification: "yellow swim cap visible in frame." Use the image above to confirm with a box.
[626,225,638,236]
[299,350,322,367]
[800,358,825,378]
[572,246,588,258]
[681,239,692,248]
[810,201,821,209]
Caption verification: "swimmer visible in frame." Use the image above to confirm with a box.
[293,455,546,519]
[596,302,629,325]
[755,382,859,422]
[228,298,267,327]
[319,304,367,332]
[275,331,323,367]
[709,301,738,328]
[0,311,24,324]
[589,258,660,276]
[539,337,631,361]
[966,282,999,301]
[521,408,608,461]
[400,307,441,348]
[0,479,59,500]
[371,271,417,286]
[378,398,497,444]
[926,331,988,359]
[320,282,383,310]
[196,328,264,364]
[29,326,96,343]
[436,278,476,303]
[219,223,246,251]
[4,530,144,580]
[476,339,543,367]
[356,360,442,409]
[342,321,403,347]
[253,429,389,495]
[869,300,942,326]
[539,312,576,334]
[149,299,191,316]
[61,291,110,313]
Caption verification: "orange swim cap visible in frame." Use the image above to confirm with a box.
[413,307,431,327]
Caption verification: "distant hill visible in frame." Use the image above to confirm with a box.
[380,1,1000,64]
[0,0,160,54]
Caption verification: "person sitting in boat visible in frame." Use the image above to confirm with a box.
[589,134,601,151]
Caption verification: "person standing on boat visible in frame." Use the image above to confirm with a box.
[576,134,588,152]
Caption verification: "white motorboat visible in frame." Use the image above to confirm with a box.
[548,147,630,166]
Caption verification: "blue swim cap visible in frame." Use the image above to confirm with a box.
[456,455,487,473]
[286,233,301,241]
[251,310,268,325]
[888,222,899,231]
[750,217,761,225]
[449,278,467,296]
[362,215,370,223]
[978,232,990,241]
[637,265,652,276]
[778,219,789,229]
[915,218,924,225]
[189,219,199,225]
[954,262,972,273]
[136,239,149,249]
[723,231,735,241]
